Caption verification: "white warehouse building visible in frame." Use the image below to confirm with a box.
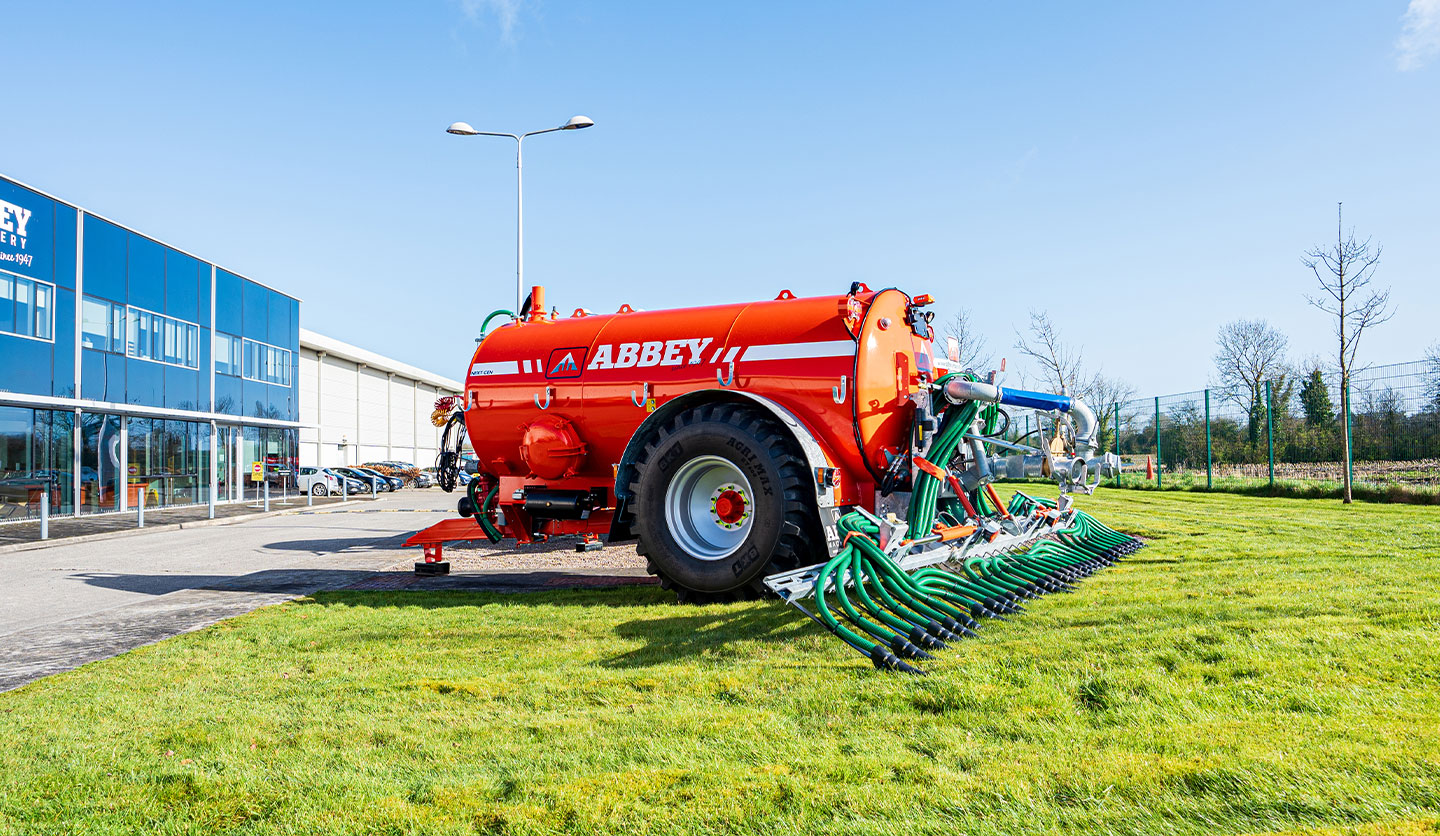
[298,328,464,470]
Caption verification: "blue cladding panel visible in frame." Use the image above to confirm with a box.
[1,338,53,397]
[165,365,199,411]
[242,280,268,342]
[53,204,77,290]
[269,383,295,422]
[241,379,263,418]
[52,288,76,397]
[198,265,213,329]
[127,234,164,312]
[290,298,299,348]
[268,291,291,348]
[126,358,164,408]
[215,270,241,334]
[82,216,127,302]
[81,350,126,402]
[214,374,242,416]
[199,267,213,410]
[0,179,55,284]
[165,250,201,323]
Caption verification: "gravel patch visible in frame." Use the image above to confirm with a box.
[386,537,648,573]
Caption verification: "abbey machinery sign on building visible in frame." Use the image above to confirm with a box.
[0,196,41,273]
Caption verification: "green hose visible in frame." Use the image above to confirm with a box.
[467,479,503,543]
[479,309,515,337]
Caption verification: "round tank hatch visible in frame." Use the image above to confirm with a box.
[519,416,588,480]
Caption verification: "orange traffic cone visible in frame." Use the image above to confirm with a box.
[1145,456,1154,480]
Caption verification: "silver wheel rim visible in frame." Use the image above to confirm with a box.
[664,455,754,561]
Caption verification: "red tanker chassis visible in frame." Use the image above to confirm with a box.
[410,283,943,600]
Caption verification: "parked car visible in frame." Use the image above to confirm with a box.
[297,467,367,496]
[333,466,391,493]
[296,466,335,496]
[362,462,408,486]
[334,471,370,495]
[360,467,404,491]
[353,466,401,491]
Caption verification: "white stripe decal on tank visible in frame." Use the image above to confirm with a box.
[743,339,856,362]
[470,361,521,377]
[723,346,743,363]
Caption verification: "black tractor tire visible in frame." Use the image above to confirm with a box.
[631,403,820,603]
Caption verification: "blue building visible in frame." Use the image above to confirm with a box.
[0,173,301,518]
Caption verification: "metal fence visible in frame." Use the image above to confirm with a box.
[1099,360,1440,491]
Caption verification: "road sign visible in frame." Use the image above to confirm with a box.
[251,462,264,482]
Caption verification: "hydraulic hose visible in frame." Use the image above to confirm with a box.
[465,479,503,543]
[479,309,516,336]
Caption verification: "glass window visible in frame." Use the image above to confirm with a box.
[125,417,210,508]
[241,338,291,386]
[215,332,242,376]
[124,305,199,369]
[32,282,51,340]
[81,297,110,351]
[13,278,31,336]
[0,407,75,518]
[0,274,12,334]
[81,295,126,353]
[0,270,55,342]
[80,413,123,514]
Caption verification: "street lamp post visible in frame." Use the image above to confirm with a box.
[446,115,594,314]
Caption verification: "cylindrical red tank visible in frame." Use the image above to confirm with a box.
[464,286,935,513]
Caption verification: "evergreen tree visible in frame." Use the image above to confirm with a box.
[1299,368,1335,426]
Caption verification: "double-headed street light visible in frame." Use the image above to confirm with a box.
[446,115,594,314]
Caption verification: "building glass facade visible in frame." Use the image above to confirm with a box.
[0,173,300,522]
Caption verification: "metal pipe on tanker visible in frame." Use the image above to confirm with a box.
[942,379,1100,459]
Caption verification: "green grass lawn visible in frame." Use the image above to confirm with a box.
[2,490,1439,836]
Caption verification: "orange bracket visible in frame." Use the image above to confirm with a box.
[914,456,979,520]
[911,456,947,482]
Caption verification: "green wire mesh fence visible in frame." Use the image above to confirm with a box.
[1106,360,1440,495]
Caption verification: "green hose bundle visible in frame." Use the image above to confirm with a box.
[800,381,1142,673]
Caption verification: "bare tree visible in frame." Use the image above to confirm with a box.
[1213,318,1290,445]
[1303,203,1393,503]
[1014,310,1084,395]
[1086,372,1136,453]
[939,309,992,372]
[1013,309,1132,451]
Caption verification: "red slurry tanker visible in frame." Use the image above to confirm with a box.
[414,283,935,598]
[409,283,1132,630]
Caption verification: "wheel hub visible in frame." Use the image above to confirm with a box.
[711,486,749,527]
[664,455,755,561]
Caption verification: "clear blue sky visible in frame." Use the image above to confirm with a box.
[3,1,1437,395]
